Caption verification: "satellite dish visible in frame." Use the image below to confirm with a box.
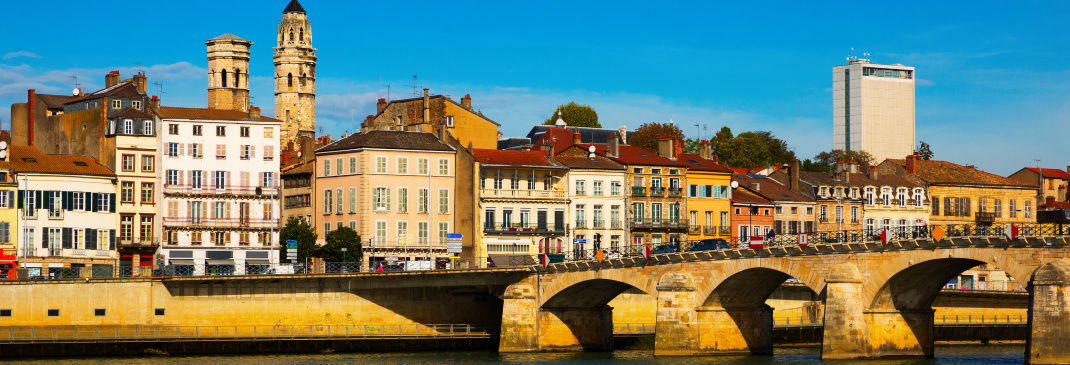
[73,88,81,96]
[0,150,7,159]
[588,145,595,153]
[297,151,302,157]
[730,181,739,189]
[0,141,8,150]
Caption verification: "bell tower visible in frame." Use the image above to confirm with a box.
[274,0,318,143]
[206,33,252,112]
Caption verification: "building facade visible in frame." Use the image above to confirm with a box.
[1008,167,1070,204]
[10,146,117,276]
[679,147,733,243]
[475,149,568,266]
[362,90,500,150]
[858,171,929,238]
[798,169,866,241]
[833,58,915,162]
[206,33,252,113]
[314,131,456,270]
[594,139,689,249]
[106,108,160,268]
[274,0,318,142]
[729,188,775,244]
[157,107,282,271]
[735,174,815,237]
[281,159,314,225]
[554,146,628,255]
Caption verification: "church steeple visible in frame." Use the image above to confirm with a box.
[274,0,317,143]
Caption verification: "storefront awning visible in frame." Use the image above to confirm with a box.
[205,259,235,265]
[167,259,195,265]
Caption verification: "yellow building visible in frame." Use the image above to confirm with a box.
[678,148,733,242]
[0,157,17,274]
[361,90,499,150]
[878,154,1038,226]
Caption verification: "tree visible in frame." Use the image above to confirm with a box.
[682,138,701,154]
[800,158,823,172]
[279,217,318,264]
[320,226,362,263]
[543,102,601,128]
[808,149,875,173]
[630,122,684,155]
[706,126,796,168]
[917,141,934,160]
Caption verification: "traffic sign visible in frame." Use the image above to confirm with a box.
[446,233,463,254]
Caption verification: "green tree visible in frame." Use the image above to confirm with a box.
[683,138,701,154]
[800,158,823,172]
[320,226,362,262]
[279,217,318,264]
[707,127,796,168]
[630,122,684,154]
[809,149,875,173]
[543,102,601,128]
[917,141,934,160]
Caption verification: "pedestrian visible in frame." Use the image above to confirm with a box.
[376,263,383,272]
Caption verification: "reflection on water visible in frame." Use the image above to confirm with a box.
[2,345,1023,365]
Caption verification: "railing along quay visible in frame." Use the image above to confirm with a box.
[612,315,1030,335]
[0,324,489,344]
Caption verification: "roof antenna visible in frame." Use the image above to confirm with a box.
[412,74,418,98]
[68,75,80,89]
[134,62,145,75]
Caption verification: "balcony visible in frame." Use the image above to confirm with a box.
[592,220,604,229]
[610,220,622,229]
[119,239,160,248]
[164,184,279,196]
[631,187,647,196]
[689,225,701,233]
[704,225,721,235]
[719,226,732,235]
[163,217,279,229]
[629,218,689,230]
[650,187,665,197]
[574,220,587,229]
[483,223,565,235]
[480,188,566,200]
[667,187,683,197]
[975,212,996,224]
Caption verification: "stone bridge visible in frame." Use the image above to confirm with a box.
[499,232,1070,364]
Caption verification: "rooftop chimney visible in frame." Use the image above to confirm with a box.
[105,70,121,88]
[249,105,261,120]
[132,72,147,94]
[376,98,387,115]
[868,165,879,181]
[573,132,581,145]
[713,155,719,164]
[607,133,619,158]
[699,140,712,160]
[658,136,675,160]
[1046,196,1056,208]
[150,95,160,109]
[422,88,430,125]
[539,143,551,154]
[848,159,858,174]
[461,94,472,110]
[906,153,917,174]
[673,139,683,160]
[790,160,800,193]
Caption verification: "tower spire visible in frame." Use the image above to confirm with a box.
[274,0,317,143]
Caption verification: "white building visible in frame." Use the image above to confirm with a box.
[9,146,118,276]
[555,148,628,255]
[157,106,282,273]
[833,58,915,162]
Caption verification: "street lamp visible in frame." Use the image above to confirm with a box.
[341,247,348,273]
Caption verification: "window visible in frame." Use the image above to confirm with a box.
[262,172,274,187]
[418,188,429,213]
[168,124,178,135]
[866,189,875,205]
[336,188,343,214]
[898,190,907,207]
[143,120,153,135]
[141,183,154,203]
[121,182,135,202]
[398,157,408,174]
[140,216,153,242]
[882,189,891,206]
[632,167,643,174]
[72,192,85,211]
[445,116,454,127]
[418,158,429,175]
[439,159,449,175]
[819,206,827,221]
[122,155,135,171]
[398,187,408,213]
[323,189,333,214]
[835,206,843,222]
[418,222,429,244]
[851,207,858,222]
[190,143,202,158]
[111,100,122,109]
[264,127,273,138]
[349,157,357,174]
[593,181,603,196]
[1025,201,1032,219]
[439,222,449,244]
[611,182,621,196]
[216,144,226,159]
[193,125,202,136]
[100,193,111,212]
[397,221,409,244]
[263,146,274,161]
[439,189,449,214]
[544,174,553,190]
[0,222,8,244]
[120,216,133,241]
[324,222,331,236]
[373,187,390,211]
[994,199,1002,217]
[0,193,7,209]
[216,126,226,136]
[376,221,387,241]
[651,169,661,175]
[141,155,154,172]
[493,171,503,189]
[213,202,226,219]
[575,181,586,195]
[167,143,178,157]
[376,157,387,173]
[1010,200,1017,218]
[48,309,59,317]
[820,187,828,197]
[349,187,356,213]
[240,127,250,137]
[324,159,331,176]
[190,171,203,188]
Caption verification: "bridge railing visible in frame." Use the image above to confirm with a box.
[0,324,490,344]
[766,314,1028,328]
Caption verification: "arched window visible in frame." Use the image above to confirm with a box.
[221,69,228,88]
[299,28,304,42]
[289,28,294,42]
[235,69,241,88]
[287,73,293,88]
[301,73,306,87]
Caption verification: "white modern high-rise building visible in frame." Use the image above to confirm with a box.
[833,58,915,163]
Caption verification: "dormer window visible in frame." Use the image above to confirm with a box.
[21,157,36,163]
[132,101,142,109]
[820,187,828,197]
[73,161,88,167]
[124,119,133,134]
[143,120,154,135]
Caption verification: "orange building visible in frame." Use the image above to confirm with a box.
[730,187,774,246]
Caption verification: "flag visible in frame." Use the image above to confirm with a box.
[540,254,548,267]
[880,229,888,244]
[1006,224,1018,240]
[644,245,651,259]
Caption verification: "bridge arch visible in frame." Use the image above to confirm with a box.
[538,270,656,309]
[694,258,826,306]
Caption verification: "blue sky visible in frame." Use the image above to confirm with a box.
[2,1,1068,175]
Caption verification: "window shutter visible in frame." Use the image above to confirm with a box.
[110,230,116,250]
[87,229,96,250]
[226,172,232,188]
[17,190,23,209]
[932,196,939,215]
[44,191,52,211]
[964,198,971,217]
[41,229,48,248]
[62,228,72,249]
[386,189,392,210]
[179,171,185,186]
[201,201,207,220]
[251,146,256,158]
[110,194,116,212]
[92,193,100,212]
[179,143,185,156]
[187,202,192,218]
[35,190,42,209]
[259,173,264,187]
[225,202,231,219]
[63,191,71,210]
[943,197,951,216]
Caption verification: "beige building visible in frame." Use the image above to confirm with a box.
[362,90,500,150]
[274,0,317,143]
[833,58,915,162]
[314,130,456,270]
[554,146,628,255]
[1008,167,1070,204]
[206,34,252,113]
[107,108,161,268]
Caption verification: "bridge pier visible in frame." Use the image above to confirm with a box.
[653,273,700,355]
[537,306,613,351]
[863,309,933,358]
[697,305,773,355]
[499,284,538,352]
[1027,259,1070,364]
[822,263,868,359]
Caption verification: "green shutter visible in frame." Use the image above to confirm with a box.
[109,194,116,213]
[63,191,71,210]
[35,190,42,209]
[110,229,116,250]
[41,229,48,248]
[17,190,23,209]
[62,227,72,249]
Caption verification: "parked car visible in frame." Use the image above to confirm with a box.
[266,265,295,275]
[601,250,622,260]
[651,244,679,254]
[689,238,730,252]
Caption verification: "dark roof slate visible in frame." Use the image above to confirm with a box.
[283,0,306,14]
[317,130,455,154]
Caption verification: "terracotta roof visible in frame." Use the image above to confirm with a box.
[283,0,306,14]
[6,146,114,177]
[678,153,733,173]
[1039,200,1070,210]
[157,106,282,122]
[282,159,314,175]
[111,107,152,119]
[798,171,873,188]
[732,189,773,205]
[531,127,578,156]
[554,155,625,170]
[473,149,561,168]
[1025,167,1070,179]
[729,167,750,175]
[886,159,1036,187]
[585,144,689,167]
[317,130,454,154]
[374,95,501,126]
[66,82,144,105]
[734,174,812,203]
[209,33,251,43]
[36,94,74,109]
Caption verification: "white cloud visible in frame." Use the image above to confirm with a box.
[2,51,40,60]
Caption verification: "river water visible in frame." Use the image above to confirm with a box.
[2,345,1023,364]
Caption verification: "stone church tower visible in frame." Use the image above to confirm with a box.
[206,33,252,112]
[274,0,318,143]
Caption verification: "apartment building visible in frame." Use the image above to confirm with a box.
[679,142,733,243]
[157,106,282,271]
[554,145,627,254]
[106,107,160,269]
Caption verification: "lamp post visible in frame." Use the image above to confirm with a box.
[341,247,348,273]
